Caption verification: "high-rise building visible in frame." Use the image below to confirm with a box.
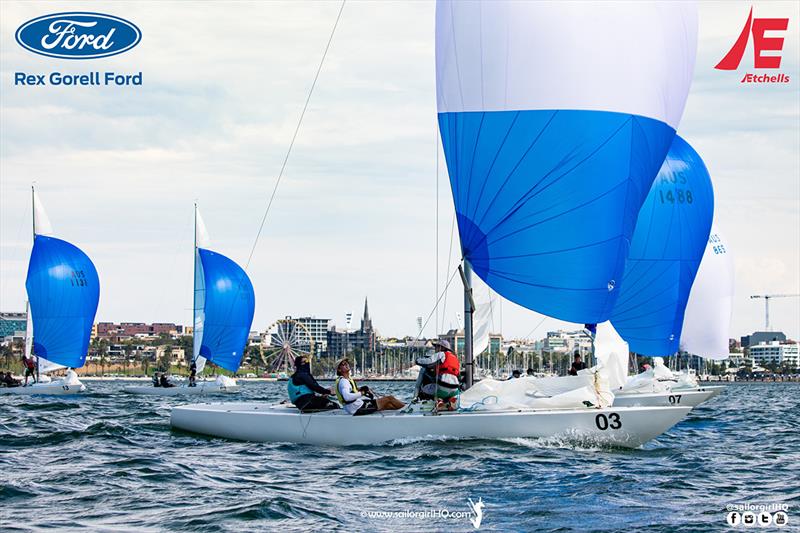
[749,341,799,368]
[293,316,331,355]
[327,298,376,357]
[0,312,26,342]
[741,331,786,348]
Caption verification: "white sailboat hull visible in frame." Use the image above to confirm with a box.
[613,386,724,408]
[170,402,691,448]
[124,382,240,396]
[0,382,86,395]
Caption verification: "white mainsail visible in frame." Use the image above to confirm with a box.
[472,276,496,357]
[30,191,67,374]
[193,205,209,374]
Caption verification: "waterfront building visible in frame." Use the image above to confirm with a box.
[749,341,799,369]
[95,322,186,341]
[438,329,502,356]
[741,331,786,348]
[327,299,375,357]
[294,316,331,355]
[727,352,753,368]
[0,311,26,342]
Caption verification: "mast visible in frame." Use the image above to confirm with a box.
[193,203,197,363]
[461,261,475,389]
[31,185,39,382]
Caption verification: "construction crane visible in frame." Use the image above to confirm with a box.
[750,294,800,330]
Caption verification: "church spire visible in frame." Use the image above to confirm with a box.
[361,297,372,332]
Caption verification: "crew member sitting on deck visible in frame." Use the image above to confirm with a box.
[569,352,587,376]
[414,339,460,410]
[2,371,21,387]
[335,359,404,416]
[159,374,175,388]
[288,356,337,413]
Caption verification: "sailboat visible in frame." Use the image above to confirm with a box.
[172,2,698,448]
[615,226,735,405]
[1,187,99,396]
[607,135,724,407]
[124,205,255,396]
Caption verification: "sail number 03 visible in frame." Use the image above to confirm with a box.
[595,413,622,430]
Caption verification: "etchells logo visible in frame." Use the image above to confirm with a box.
[15,12,141,60]
[715,6,790,84]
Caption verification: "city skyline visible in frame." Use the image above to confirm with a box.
[1,1,798,341]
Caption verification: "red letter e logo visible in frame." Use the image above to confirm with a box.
[715,7,789,70]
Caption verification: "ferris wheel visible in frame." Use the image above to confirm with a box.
[261,318,315,373]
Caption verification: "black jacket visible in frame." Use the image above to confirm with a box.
[569,361,587,376]
[291,363,329,395]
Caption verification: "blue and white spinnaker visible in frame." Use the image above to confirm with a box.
[25,189,99,370]
[611,136,714,356]
[436,0,697,323]
[192,206,255,374]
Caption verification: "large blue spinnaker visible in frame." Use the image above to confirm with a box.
[197,248,255,372]
[611,135,714,355]
[436,1,697,323]
[439,110,675,322]
[25,235,100,368]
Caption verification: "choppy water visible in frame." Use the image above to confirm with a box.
[1,381,798,532]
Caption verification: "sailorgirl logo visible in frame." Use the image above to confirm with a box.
[715,6,790,83]
[15,12,141,59]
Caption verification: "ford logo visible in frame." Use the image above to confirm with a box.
[15,12,141,60]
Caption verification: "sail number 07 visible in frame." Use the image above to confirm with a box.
[595,413,622,430]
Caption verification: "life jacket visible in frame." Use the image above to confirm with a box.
[334,376,359,404]
[24,357,35,370]
[287,376,313,403]
[439,351,460,377]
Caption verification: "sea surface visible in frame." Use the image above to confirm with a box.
[1,381,798,532]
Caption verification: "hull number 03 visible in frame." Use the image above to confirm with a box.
[595,413,622,430]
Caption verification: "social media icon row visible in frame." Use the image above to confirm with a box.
[727,510,788,527]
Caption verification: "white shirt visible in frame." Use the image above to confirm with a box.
[338,377,364,415]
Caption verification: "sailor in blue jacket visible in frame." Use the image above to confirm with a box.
[287,356,337,412]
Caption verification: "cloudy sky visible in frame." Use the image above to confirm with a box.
[1,1,798,343]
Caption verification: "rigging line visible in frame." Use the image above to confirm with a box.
[435,123,440,337]
[201,1,345,363]
[523,316,547,341]
[244,0,346,270]
[440,212,457,331]
[415,266,461,344]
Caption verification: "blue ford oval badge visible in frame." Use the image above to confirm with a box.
[15,12,141,59]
